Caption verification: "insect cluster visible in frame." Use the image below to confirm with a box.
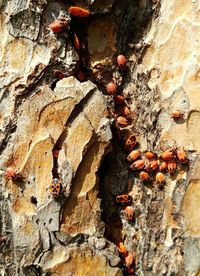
[51,6,137,274]
[49,6,91,82]
[115,201,135,274]
[115,135,188,205]
[128,146,188,183]
[100,42,189,274]
[47,6,132,201]
[116,241,135,275]
[106,55,133,129]
[4,4,191,275]
[114,140,188,273]
[47,6,93,197]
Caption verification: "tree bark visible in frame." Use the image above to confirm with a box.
[0,0,199,275]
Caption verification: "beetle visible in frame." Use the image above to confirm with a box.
[106,82,117,95]
[123,206,134,221]
[124,252,135,269]
[145,151,156,159]
[116,242,127,255]
[171,111,183,118]
[116,194,132,204]
[176,149,188,164]
[148,160,159,171]
[73,32,81,50]
[49,178,62,198]
[117,54,127,69]
[114,95,125,104]
[130,159,145,170]
[126,150,140,162]
[139,171,151,181]
[116,116,129,126]
[159,161,168,171]
[53,70,66,80]
[120,105,130,116]
[69,6,90,17]
[161,149,175,161]
[167,160,177,174]
[124,135,137,151]
[155,172,165,185]
[49,19,69,33]
[5,166,22,180]
[6,166,17,178]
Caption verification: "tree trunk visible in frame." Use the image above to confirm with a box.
[0,0,199,275]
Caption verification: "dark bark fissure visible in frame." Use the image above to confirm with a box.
[0,0,162,275]
[96,1,162,275]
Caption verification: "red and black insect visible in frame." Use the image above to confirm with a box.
[0,236,6,244]
[53,70,67,80]
[48,6,90,81]
[171,111,183,118]
[49,178,62,198]
[117,54,127,70]
[69,6,90,18]
[73,32,81,50]
[68,12,90,80]
[49,19,69,33]
[116,194,132,204]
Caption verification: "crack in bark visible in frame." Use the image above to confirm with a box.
[51,87,96,179]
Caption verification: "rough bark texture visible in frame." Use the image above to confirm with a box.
[0,0,200,275]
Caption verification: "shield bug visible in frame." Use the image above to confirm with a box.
[139,171,151,181]
[6,166,17,178]
[123,206,134,221]
[116,194,132,204]
[159,161,168,171]
[127,150,140,162]
[116,242,127,255]
[49,20,68,33]
[73,33,81,50]
[176,149,188,164]
[53,70,66,80]
[155,172,165,185]
[168,160,177,174]
[49,178,62,198]
[5,166,21,180]
[114,95,125,104]
[125,135,137,151]
[116,116,129,126]
[161,149,175,161]
[106,82,117,95]
[145,151,156,159]
[69,6,90,17]
[148,160,159,171]
[171,111,183,118]
[125,252,135,269]
[120,105,130,116]
[117,54,127,69]
[130,159,145,170]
